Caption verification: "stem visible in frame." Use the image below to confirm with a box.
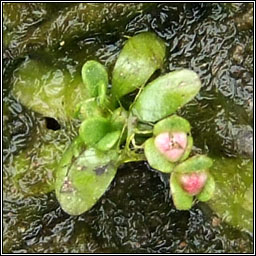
[131,137,144,149]
[134,129,153,135]
[117,122,127,148]
[125,132,135,151]
[128,83,146,111]
[119,151,146,164]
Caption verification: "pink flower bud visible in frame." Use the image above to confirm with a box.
[179,172,208,195]
[154,132,187,162]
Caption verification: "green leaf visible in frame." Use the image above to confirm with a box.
[56,136,85,167]
[153,115,191,135]
[79,117,111,146]
[74,98,104,120]
[174,155,213,174]
[12,59,88,121]
[55,140,119,215]
[197,173,215,202]
[179,136,193,162]
[170,172,193,210]
[81,60,108,98]
[112,32,166,99]
[97,80,108,106]
[132,69,201,122]
[96,130,121,151]
[144,138,174,173]
[110,107,128,131]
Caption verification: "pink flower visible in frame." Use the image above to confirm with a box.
[154,132,187,162]
[179,172,208,195]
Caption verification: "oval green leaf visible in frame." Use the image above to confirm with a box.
[79,117,111,146]
[144,138,175,173]
[96,130,121,151]
[153,115,191,135]
[55,139,118,215]
[174,155,213,174]
[81,60,108,98]
[132,69,201,122]
[112,32,166,99]
[170,172,193,210]
[74,98,105,120]
[196,173,215,202]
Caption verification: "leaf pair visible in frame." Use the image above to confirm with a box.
[170,155,215,210]
[144,115,193,173]
[55,137,119,215]
[112,32,166,100]
[75,60,110,120]
[81,60,108,104]
[111,33,201,123]
[79,116,121,152]
[55,121,121,215]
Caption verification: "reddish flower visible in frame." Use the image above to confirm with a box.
[179,172,208,195]
[154,132,187,162]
